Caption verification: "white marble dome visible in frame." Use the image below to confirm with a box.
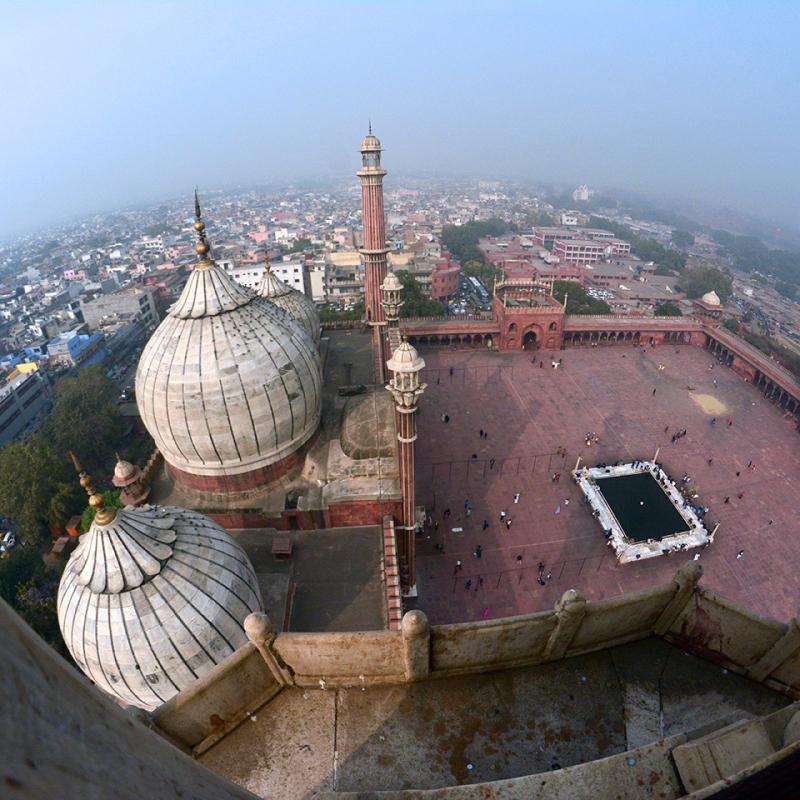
[256,267,321,347]
[701,290,721,306]
[57,502,264,711]
[135,260,321,487]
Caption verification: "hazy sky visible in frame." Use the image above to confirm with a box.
[1,1,798,238]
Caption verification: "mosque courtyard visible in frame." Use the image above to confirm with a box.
[409,341,800,625]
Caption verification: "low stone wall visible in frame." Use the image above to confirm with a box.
[150,562,800,750]
[430,611,556,676]
[273,631,405,686]
[151,643,283,753]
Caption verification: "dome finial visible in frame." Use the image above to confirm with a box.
[193,190,213,268]
[70,451,116,525]
[369,119,372,135]
[263,244,272,273]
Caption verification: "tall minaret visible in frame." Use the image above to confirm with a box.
[358,125,389,382]
[386,338,426,595]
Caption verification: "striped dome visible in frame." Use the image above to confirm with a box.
[57,504,263,711]
[256,268,321,347]
[135,261,321,484]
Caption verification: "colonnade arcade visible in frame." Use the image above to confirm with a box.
[565,330,693,346]
[705,335,800,415]
[406,333,492,349]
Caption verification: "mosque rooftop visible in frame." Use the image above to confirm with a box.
[199,637,789,798]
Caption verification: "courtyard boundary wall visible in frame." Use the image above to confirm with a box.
[148,562,800,753]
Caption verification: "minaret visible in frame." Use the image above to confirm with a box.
[386,339,426,595]
[380,268,404,365]
[358,125,389,382]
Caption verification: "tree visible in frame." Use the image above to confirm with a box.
[441,219,510,265]
[551,281,612,315]
[671,230,695,249]
[394,271,447,318]
[0,434,83,546]
[654,302,682,316]
[722,317,741,334]
[677,266,734,303]
[286,237,312,254]
[42,366,124,473]
[776,281,797,300]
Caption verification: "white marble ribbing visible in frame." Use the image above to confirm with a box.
[169,263,254,319]
[57,505,263,711]
[136,262,322,478]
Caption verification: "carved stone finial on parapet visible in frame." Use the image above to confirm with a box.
[543,589,587,661]
[402,610,430,682]
[653,560,704,636]
[244,612,293,686]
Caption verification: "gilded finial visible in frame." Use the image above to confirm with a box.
[369,119,372,135]
[263,245,272,272]
[70,450,117,525]
[193,190,212,267]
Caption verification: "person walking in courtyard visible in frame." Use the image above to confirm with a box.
[465,580,472,590]
[483,607,489,618]
[737,550,744,559]
[517,554,523,564]
[505,518,512,530]
[444,509,450,520]
[490,458,495,469]
[474,545,482,558]
[465,499,469,508]
[483,520,489,530]
[653,388,657,396]
[484,431,488,440]
[546,571,552,580]
[454,560,462,574]
[555,504,561,514]
[500,510,507,521]
[472,453,477,461]
[538,577,545,586]
[466,508,472,517]
[449,366,454,378]
[514,493,520,504]
[538,562,545,575]
[444,414,449,423]
[479,429,483,438]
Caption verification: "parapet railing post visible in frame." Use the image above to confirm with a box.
[244,612,294,686]
[653,561,703,636]
[402,610,430,682]
[543,589,586,661]
[747,616,800,684]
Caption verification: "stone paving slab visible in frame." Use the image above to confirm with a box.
[198,639,789,799]
[410,344,800,625]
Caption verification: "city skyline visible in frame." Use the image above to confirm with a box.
[2,1,799,239]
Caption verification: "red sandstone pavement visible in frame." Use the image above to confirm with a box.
[408,344,800,626]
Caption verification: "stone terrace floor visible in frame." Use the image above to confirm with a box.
[199,638,789,799]
[407,344,800,625]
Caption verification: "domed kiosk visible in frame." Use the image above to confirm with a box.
[255,247,321,347]
[135,194,322,493]
[57,458,264,711]
[693,289,724,321]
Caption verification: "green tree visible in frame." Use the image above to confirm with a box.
[285,237,312,254]
[722,317,741,334]
[15,577,69,658]
[319,301,365,323]
[0,547,46,604]
[776,281,797,300]
[0,435,83,546]
[677,266,734,303]
[671,230,695,248]
[551,281,612,315]
[441,219,510,264]
[654,302,683,316]
[395,271,447,318]
[42,365,124,473]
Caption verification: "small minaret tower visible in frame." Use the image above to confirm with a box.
[358,124,389,382]
[386,338,426,595]
[380,268,404,364]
